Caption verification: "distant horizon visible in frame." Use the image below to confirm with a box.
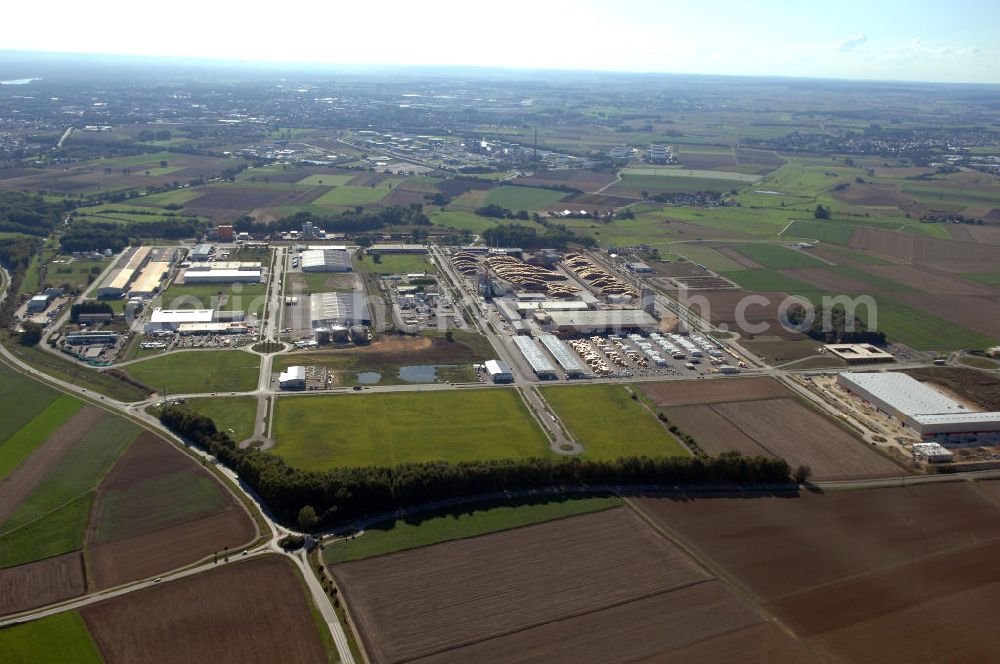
[2,49,1000,89]
[1,0,998,85]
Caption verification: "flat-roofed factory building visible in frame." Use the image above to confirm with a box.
[837,371,1000,440]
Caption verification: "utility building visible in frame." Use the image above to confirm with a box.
[484,359,513,383]
[279,366,307,390]
[309,292,371,327]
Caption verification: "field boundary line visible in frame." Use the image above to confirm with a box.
[622,496,811,648]
[390,577,716,664]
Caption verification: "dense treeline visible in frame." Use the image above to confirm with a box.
[482,223,597,250]
[787,303,887,345]
[232,204,430,237]
[0,191,70,236]
[0,237,42,324]
[160,405,791,528]
[60,218,204,252]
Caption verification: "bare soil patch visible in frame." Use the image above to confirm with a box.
[830,183,914,207]
[513,170,618,192]
[0,406,103,524]
[81,555,327,663]
[851,227,1000,265]
[556,192,633,211]
[711,398,901,479]
[0,552,86,615]
[435,178,496,197]
[87,508,255,589]
[661,289,803,337]
[382,186,431,207]
[903,367,1000,411]
[333,507,710,664]
[866,264,994,295]
[348,172,397,187]
[735,148,787,168]
[662,404,769,457]
[412,582,768,664]
[640,377,790,406]
[637,482,1000,609]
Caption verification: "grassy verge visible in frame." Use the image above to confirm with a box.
[184,396,259,442]
[323,494,621,564]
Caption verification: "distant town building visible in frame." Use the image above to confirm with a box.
[216,225,235,242]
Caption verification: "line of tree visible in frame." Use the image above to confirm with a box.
[0,236,42,325]
[159,405,791,529]
[482,223,597,250]
[475,203,529,220]
[59,218,204,252]
[231,204,430,237]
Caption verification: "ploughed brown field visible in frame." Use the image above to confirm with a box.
[512,169,618,192]
[851,226,1000,265]
[644,378,899,479]
[669,289,804,337]
[636,481,1000,662]
[678,151,738,170]
[0,552,85,615]
[81,556,328,663]
[639,376,790,406]
[86,432,256,589]
[335,507,810,664]
[184,185,328,221]
[779,267,881,293]
[829,182,914,207]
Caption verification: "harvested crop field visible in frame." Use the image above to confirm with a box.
[676,289,804,337]
[851,226,1000,265]
[640,376,790,406]
[0,552,85,616]
[709,398,900,479]
[435,178,496,197]
[556,192,634,211]
[779,266,881,293]
[637,481,1000,660]
[335,507,721,664]
[865,264,995,294]
[662,404,768,457]
[0,406,103,524]
[513,169,618,192]
[81,555,329,663]
[87,507,255,589]
[829,183,914,207]
[678,150,738,170]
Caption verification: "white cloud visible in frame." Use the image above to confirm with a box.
[834,33,868,52]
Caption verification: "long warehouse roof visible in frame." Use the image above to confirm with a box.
[839,371,970,416]
[513,336,556,374]
[539,334,587,373]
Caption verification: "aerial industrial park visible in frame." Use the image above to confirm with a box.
[4,28,1000,663]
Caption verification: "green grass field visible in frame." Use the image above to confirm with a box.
[782,219,857,245]
[94,470,229,544]
[357,253,435,275]
[312,185,390,207]
[1,416,137,530]
[43,258,109,291]
[324,495,621,565]
[726,242,825,269]
[0,335,150,402]
[870,296,999,351]
[0,611,103,664]
[185,396,258,442]
[666,244,745,272]
[0,395,83,481]
[428,209,536,233]
[721,269,817,293]
[0,493,95,568]
[482,185,568,211]
[625,166,760,182]
[272,389,549,469]
[160,283,267,316]
[541,385,690,459]
[0,362,64,447]
[611,173,747,195]
[125,351,261,394]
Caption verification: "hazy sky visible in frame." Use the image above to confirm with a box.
[3,0,999,84]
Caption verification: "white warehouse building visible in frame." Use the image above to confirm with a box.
[836,372,1000,440]
[301,248,352,272]
[183,268,263,284]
